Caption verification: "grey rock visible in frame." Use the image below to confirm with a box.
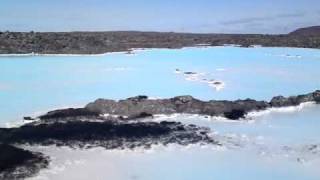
[38,90,319,121]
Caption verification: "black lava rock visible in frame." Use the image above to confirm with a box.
[0,144,49,179]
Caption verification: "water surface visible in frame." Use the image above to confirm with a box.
[1,46,320,126]
[1,46,320,180]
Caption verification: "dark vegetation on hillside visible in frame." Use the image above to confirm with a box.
[0,26,319,54]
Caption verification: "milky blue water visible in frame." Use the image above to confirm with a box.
[1,46,320,180]
[1,47,320,126]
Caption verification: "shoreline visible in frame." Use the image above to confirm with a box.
[4,102,319,129]
[1,102,87,128]
[3,90,320,128]
[1,91,319,178]
[26,90,320,124]
[147,101,319,124]
[0,45,320,57]
[1,29,320,55]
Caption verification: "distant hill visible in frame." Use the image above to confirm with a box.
[1,26,320,54]
[289,26,320,36]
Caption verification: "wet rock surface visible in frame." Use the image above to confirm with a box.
[0,116,215,178]
[0,144,49,179]
[83,96,270,120]
[36,91,320,122]
[52,90,317,121]
[0,121,215,149]
[38,108,100,120]
[270,90,320,107]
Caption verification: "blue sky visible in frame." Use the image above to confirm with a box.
[0,0,319,33]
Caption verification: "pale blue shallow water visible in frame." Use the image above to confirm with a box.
[27,144,320,180]
[1,46,320,180]
[1,46,320,126]
[176,103,320,145]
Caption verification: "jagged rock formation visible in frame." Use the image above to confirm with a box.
[38,90,320,121]
[84,96,269,120]
[0,144,49,179]
[270,91,320,107]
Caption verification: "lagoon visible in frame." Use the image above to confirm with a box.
[1,46,320,179]
[1,46,320,126]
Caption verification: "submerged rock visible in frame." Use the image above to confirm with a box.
[127,112,154,120]
[223,109,246,120]
[0,144,49,179]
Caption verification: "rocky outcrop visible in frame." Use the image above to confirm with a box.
[0,121,215,149]
[270,90,320,107]
[0,144,49,179]
[84,96,270,120]
[0,104,218,178]
[37,90,320,121]
[38,108,99,120]
[1,90,319,178]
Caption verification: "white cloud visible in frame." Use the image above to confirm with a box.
[221,12,306,26]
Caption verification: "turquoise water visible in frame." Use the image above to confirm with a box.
[26,105,320,180]
[1,47,320,126]
[1,46,320,179]
[173,103,320,145]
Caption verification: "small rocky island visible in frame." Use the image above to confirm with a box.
[38,90,320,121]
[0,90,319,178]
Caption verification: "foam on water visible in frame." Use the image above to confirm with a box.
[154,103,320,143]
[23,141,320,180]
[246,101,316,118]
[174,69,226,91]
[149,103,320,159]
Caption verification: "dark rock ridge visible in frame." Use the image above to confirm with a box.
[0,26,320,54]
[38,90,320,121]
[0,144,49,179]
[39,108,99,120]
[84,96,269,120]
[0,111,215,178]
[0,121,215,149]
[270,91,320,107]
